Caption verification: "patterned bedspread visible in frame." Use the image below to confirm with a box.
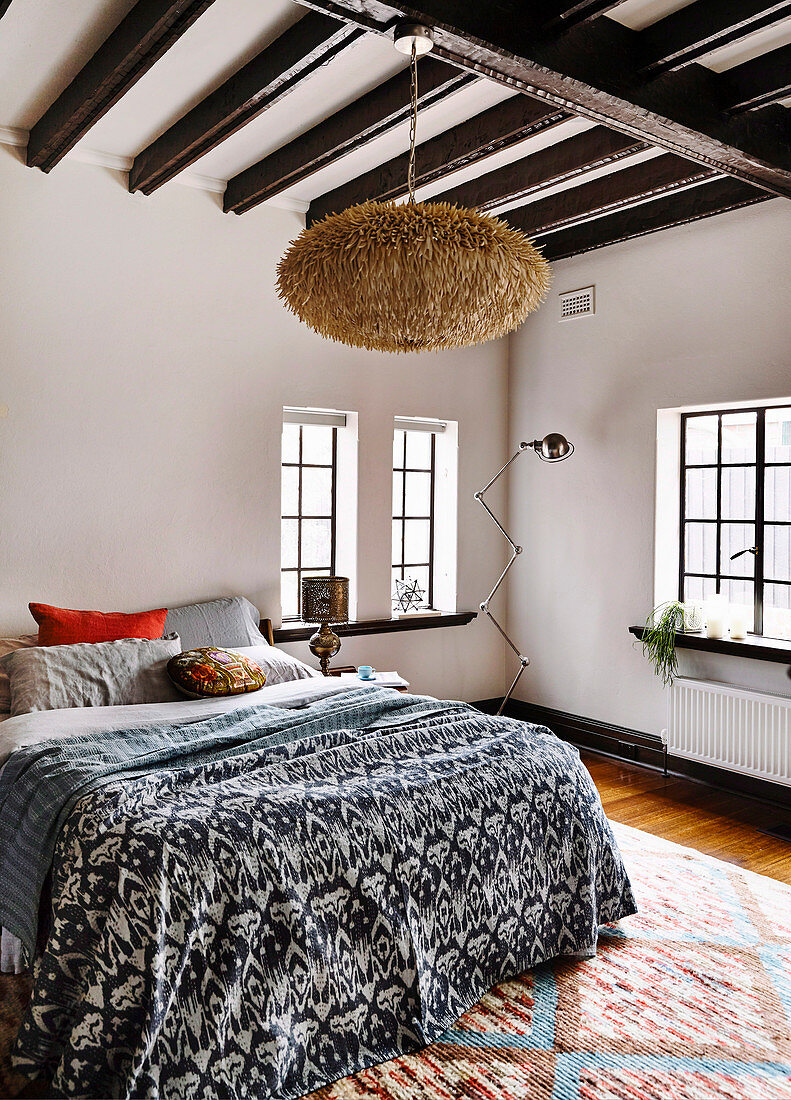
[10,690,635,1099]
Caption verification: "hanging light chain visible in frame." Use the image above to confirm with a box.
[407,42,418,204]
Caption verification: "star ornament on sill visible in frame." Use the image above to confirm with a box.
[393,576,426,615]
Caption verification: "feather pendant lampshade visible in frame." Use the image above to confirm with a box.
[276,26,551,353]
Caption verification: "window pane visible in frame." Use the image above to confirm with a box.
[721,412,756,464]
[764,584,791,640]
[392,520,403,565]
[684,576,716,601]
[406,567,431,606]
[282,422,300,464]
[765,525,791,582]
[301,519,332,568]
[404,519,430,564]
[392,472,404,516]
[684,522,716,574]
[281,519,299,569]
[721,466,755,521]
[766,407,791,463]
[685,416,717,465]
[720,523,755,576]
[685,468,716,519]
[301,424,333,465]
[766,466,791,521]
[301,466,333,516]
[281,466,299,516]
[393,430,406,467]
[406,430,432,469]
[281,571,299,620]
[404,471,432,517]
[721,578,753,612]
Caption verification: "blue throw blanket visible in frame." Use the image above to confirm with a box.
[0,688,444,957]
[8,691,635,1098]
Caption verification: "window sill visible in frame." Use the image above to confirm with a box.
[274,611,477,643]
[629,625,791,665]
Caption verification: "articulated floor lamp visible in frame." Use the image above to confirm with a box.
[475,434,575,715]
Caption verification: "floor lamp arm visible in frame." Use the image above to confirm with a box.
[474,442,533,717]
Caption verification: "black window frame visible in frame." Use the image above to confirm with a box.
[281,423,338,621]
[392,429,437,610]
[679,405,791,638]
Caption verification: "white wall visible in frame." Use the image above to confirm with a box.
[0,145,509,701]
[507,198,791,736]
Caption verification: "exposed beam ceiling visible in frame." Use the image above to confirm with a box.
[26,0,217,172]
[639,1,791,77]
[307,95,569,224]
[432,126,647,212]
[295,0,791,197]
[129,12,364,194]
[506,154,716,236]
[724,44,791,113]
[538,1,623,31]
[536,177,774,260]
[224,58,473,214]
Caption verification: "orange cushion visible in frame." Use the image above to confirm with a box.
[29,603,168,647]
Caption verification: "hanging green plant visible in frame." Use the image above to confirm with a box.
[640,601,686,686]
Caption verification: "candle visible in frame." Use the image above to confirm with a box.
[705,596,727,640]
[729,607,750,640]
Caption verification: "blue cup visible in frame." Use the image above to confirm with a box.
[357,666,376,680]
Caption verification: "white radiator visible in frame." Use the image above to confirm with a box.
[668,677,791,787]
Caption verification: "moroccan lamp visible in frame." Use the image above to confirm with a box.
[301,576,349,676]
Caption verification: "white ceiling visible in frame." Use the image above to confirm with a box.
[0,0,787,207]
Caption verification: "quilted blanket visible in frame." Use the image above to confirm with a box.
[10,690,635,1099]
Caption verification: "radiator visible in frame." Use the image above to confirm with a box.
[668,677,791,787]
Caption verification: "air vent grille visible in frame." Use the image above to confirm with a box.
[559,285,595,320]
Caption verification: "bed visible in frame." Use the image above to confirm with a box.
[0,604,635,1099]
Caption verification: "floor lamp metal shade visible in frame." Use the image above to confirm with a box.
[301,576,349,676]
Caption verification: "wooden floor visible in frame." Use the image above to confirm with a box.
[583,750,791,884]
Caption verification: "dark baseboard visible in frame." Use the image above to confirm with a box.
[473,697,791,812]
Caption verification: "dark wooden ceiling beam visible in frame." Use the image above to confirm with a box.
[535,176,774,261]
[26,0,217,171]
[224,58,473,214]
[640,1,791,76]
[307,94,569,224]
[506,153,716,237]
[724,43,791,112]
[294,0,791,197]
[129,12,364,195]
[432,125,647,212]
[537,1,623,31]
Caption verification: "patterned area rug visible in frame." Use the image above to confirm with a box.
[1,823,790,1099]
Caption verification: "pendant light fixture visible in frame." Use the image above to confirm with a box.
[276,24,551,353]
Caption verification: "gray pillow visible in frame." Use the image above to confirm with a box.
[0,635,183,717]
[163,597,267,651]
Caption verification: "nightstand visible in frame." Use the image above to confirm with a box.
[327,666,410,693]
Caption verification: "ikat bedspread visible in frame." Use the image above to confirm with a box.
[8,689,635,1099]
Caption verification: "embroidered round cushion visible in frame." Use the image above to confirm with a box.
[167,647,266,698]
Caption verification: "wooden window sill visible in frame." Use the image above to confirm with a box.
[274,611,476,643]
[629,626,791,665]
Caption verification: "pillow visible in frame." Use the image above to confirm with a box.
[232,644,319,687]
[163,597,268,651]
[0,635,38,714]
[0,635,183,717]
[29,603,168,647]
[167,648,267,699]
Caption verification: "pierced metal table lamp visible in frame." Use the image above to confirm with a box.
[301,576,349,676]
[475,434,575,715]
